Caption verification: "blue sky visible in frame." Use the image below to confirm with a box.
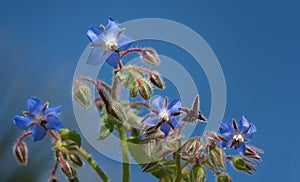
[0,0,299,181]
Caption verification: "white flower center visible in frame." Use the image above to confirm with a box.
[34,114,47,125]
[159,109,169,122]
[233,134,244,142]
[105,37,118,51]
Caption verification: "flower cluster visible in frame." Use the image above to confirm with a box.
[12,18,264,182]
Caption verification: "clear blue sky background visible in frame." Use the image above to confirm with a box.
[0,0,299,181]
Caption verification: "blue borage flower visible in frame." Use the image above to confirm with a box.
[13,97,63,142]
[142,96,182,137]
[218,116,257,154]
[86,18,133,68]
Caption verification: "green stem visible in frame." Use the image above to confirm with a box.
[75,147,110,182]
[111,74,130,182]
[175,140,182,182]
[117,126,130,182]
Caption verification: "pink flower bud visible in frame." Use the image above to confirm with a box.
[13,141,28,166]
[60,160,76,180]
[149,72,164,89]
[141,49,160,66]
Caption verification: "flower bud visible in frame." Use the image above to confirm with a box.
[13,141,28,166]
[232,157,255,174]
[138,79,153,100]
[60,160,76,180]
[141,49,160,66]
[190,165,206,182]
[108,101,127,123]
[69,152,84,167]
[73,82,91,109]
[149,72,164,89]
[210,146,225,169]
[129,81,138,98]
[217,173,232,182]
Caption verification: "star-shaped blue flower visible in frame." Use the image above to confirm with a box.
[86,18,133,68]
[218,116,257,153]
[13,97,63,142]
[142,96,182,137]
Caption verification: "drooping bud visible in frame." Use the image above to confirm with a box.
[149,72,164,89]
[13,141,28,166]
[129,81,138,98]
[60,160,76,180]
[108,101,127,123]
[73,81,91,109]
[141,49,160,66]
[217,173,232,182]
[69,152,84,167]
[138,79,153,100]
[232,157,256,174]
[190,165,206,182]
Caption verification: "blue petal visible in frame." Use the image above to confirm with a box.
[105,52,120,68]
[170,117,181,128]
[106,18,120,29]
[45,105,62,116]
[151,96,164,112]
[217,141,229,148]
[245,124,257,140]
[239,116,250,133]
[142,115,158,126]
[31,124,47,142]
[104,18,120,38]
[13,115,34,130]
[47,115,64,130]
[219,122,234,136]
[237,142,246,154]
[86,47,108,65]
[167,99,181,115]
[87,26,103,42]
[117,35,133,50]
[27,97,44,115]
[160,122,171,137]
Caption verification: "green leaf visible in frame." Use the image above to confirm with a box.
[98,122,113,140]
[59,129,82,147]
[127,137,148,164]
[98,107,117,140]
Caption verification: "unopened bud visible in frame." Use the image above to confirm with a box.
[210,146,226,169]
[60,160,76,180]
[129,81,138,98]
[190,165,206,182]
[13,141,28,166]
[141,49,160,66]
[149,72,164,89]
[108,101,127,123]
[138,79,153,100]
[217,173,232,182]
[232,157,255,174]
[69,152,84,167]
[73,82,91,109]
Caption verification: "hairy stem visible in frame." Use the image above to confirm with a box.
[175,140,182,182]
[75,147,110,182]
[117,126,130,182]
[111,74,130,182]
